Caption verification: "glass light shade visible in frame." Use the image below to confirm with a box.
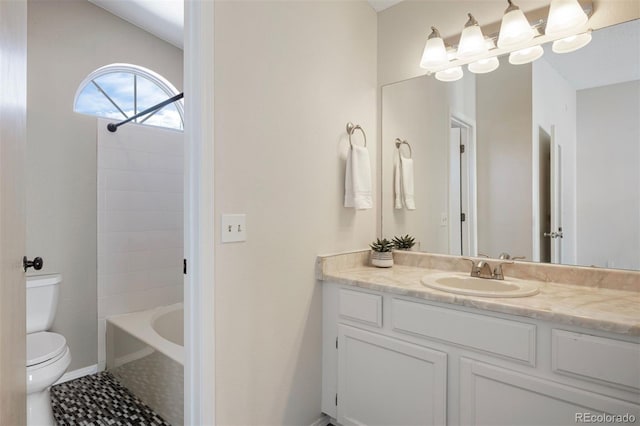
[497,8,535,49]
[552,31,592,53]
[420,36,449,70]
[509,45,544,64]
[468,57,500,74]
[545,0,588,36]
[457,25,488,59]
[435,67,464,82]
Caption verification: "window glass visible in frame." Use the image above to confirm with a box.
[74,65,183,131]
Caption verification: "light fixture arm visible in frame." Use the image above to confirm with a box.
[465,13,479,28]
[505,0,520,13]
[428,26,442,39]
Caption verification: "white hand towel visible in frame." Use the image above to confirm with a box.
[344,145,373,210]
[394,150,403,209]
[400,154,415,210]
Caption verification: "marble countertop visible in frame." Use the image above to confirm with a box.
[318,251,640,336]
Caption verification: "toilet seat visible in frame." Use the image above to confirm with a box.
[27,332,67,368]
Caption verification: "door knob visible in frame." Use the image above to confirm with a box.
[23,256,43,272]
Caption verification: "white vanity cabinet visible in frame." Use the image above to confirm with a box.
[322,283,640,426]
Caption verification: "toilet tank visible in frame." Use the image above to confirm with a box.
[26,274,62,334]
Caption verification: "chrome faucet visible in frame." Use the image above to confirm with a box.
[464,258,513,280]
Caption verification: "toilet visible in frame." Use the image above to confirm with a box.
[26,274,71,426]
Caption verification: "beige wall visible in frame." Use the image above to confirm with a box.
[476,58,533,259]
[577,80,640,270]
[214,1,377,424]
[532,58,577,264]
[378,0,640,87]
[27,0,183,372]
[381,73,476,254]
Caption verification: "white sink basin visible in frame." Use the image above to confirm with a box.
[421,272,539,298]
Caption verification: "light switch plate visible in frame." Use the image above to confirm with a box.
[221,214,247,243]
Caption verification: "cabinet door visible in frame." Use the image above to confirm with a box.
[337,325,447,426]
[460,358,640,426]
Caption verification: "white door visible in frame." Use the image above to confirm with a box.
[449,128,462,255]
[0,0,27,424]
[337,325,447,426]
[550,126,563,264]
[449,126,471,256]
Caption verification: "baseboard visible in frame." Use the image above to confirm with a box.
[54,364,98,385]
[309,414,332,426]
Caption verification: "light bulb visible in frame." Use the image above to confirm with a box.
[468,57,500,74]
[435,67,464,82]
[497,0,535,49]
[509,45,544,64]
[457,14,488,60]
[545,0,588,36]
[552,31,592,53]
[420,27,449,70]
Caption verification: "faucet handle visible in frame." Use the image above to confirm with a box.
[492,261,513,280]
[462,257,480,277]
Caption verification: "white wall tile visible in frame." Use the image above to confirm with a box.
[97,124,183,365]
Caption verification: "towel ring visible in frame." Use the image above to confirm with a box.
[346,122,367,148]
[395,138,413,158]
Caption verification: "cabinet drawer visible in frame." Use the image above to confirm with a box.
[552,329,640,391]
[339,289,382,328]
[392,298,536,365]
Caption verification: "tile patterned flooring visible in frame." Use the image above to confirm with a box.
[50,371,170,425]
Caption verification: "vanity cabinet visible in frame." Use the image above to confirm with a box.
[338,325,447,426]
[322,283,640,426]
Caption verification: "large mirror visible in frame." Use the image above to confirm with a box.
[382,19,640,271]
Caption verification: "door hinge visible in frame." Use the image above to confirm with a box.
[183,259,187,275]
[335,393,338,406]
[460,144,465,154]
[335,337,338,349]
[461,213,466,222]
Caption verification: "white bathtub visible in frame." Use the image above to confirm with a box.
[107,303,184,425]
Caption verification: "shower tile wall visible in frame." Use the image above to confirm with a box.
[97,118,183,369]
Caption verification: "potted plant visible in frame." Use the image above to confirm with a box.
[392,234,416,251]
[370,238,394,268]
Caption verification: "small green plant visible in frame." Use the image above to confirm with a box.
[392,234,416,250]
[370,238,394,253]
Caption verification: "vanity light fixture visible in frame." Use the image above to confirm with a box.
[468,57,500,74]
[552,30,592,53]
[419,0,593,82]
[497,0,536,49]
[457,14,488,59]
[509,45,545,64]
[420,27,449,70]
[435,66,464,82]
[545,0,589,36]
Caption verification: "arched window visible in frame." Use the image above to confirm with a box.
[74,63,183,131]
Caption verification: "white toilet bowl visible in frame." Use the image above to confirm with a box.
[26,331,71,426]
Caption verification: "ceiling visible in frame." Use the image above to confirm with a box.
[542,19,640,90]
[89,0,404,49]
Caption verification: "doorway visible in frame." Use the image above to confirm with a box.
[449,116,477,257]
[537,126,562,264]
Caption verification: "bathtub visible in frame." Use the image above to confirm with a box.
[106,303,183,425]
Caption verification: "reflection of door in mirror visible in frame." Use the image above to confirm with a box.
[449,118,475,256]
[537,127,562,264]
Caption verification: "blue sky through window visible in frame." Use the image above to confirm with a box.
[74,68,183,131]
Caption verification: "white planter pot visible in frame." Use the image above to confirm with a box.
[371,251,393,268]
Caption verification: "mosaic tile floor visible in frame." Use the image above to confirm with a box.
[50,371,170,426]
